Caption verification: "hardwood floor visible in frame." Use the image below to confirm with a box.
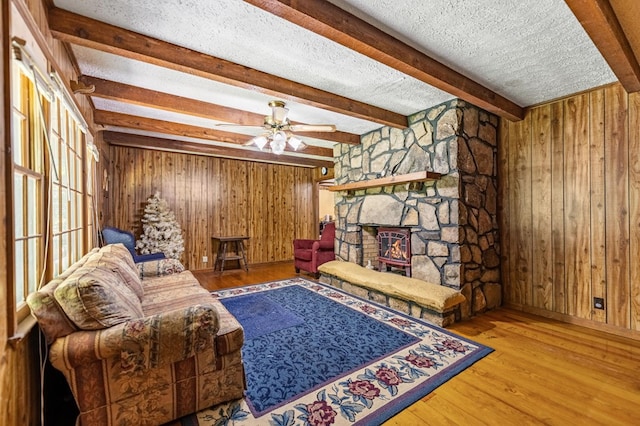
[193,263,640,426]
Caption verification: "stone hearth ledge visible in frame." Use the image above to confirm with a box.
[318,260,466,327]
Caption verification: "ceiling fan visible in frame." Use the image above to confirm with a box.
[244,100,336,155]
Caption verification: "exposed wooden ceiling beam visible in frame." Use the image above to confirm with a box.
[81,76,265,125]
[244,0,525,121]
[102,131,333,168]
[564,0,640,92]
[93,110,334,157]
[79,75,361,145]
[48,7,407,129]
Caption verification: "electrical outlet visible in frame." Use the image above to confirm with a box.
[593,297,605,310]
[202,256,208,263]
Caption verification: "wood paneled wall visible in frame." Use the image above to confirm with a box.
[107,146,318,270]
[499,82,640,335]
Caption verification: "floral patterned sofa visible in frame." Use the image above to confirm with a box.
[27,243,245,426]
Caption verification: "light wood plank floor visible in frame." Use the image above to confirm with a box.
[193,263,640,426]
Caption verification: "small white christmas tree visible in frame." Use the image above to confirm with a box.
[136,192,185,260]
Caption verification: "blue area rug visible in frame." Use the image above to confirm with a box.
[183,278,493,425]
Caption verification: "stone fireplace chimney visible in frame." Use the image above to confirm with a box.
[333,99,501,318]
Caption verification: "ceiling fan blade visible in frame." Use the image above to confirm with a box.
[212,124,262,130]
[289,124,336,132]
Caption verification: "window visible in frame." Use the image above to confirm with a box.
[85,144,98,250]
[10,41,94,325]
[12,62,48,321]
[50,95,86,276]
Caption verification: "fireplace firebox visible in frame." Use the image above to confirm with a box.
[377,228,411,276]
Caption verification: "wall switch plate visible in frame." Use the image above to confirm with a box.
[593,297,605,310]
[202,256,208,263]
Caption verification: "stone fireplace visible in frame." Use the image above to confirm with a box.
[333,99,501,318]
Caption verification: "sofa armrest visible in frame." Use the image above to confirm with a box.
[51,304,220,373]
[313,240,334,251]
[134,252,166,263]
[294,239,316,250]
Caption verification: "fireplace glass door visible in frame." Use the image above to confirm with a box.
[377,228,411,276]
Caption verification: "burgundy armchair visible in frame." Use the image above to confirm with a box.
[293,222,336,278]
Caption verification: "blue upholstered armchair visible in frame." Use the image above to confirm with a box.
[101,226,166,263]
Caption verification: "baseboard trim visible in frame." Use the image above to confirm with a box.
[504,303,640,341]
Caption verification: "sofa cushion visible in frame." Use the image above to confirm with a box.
[137,258,185,279]
[54,265,144,330]
[294,249,313,261]
[99,243,138,273]
[141,272,244,355]
[86,251,144,300]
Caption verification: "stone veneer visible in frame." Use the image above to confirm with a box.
[333,99,501,318]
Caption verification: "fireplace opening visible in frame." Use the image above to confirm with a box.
[377,227,411,276]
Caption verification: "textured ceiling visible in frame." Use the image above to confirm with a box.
[328,0,616,105]
[51,0,629,166]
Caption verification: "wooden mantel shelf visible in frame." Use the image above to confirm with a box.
[327,171,442,192]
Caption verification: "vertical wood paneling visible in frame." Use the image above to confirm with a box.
[108,146,316,269]
[589,89,607,323]
[282,168,296,260]
[267,164,278,262]
[498,117,511,305]
[629,92,640,330]
[195,155,210,270]
[217,159,230,237]
[110,149,128,227]
[141,151,153,216]
[550,102,566,313]
[125,150,139,226]
[210,157,221,238]
[531,105,553,310]
[509,115,532,305]
[563,94,591,318]
[162,153,176,220]
[175,154,188,264]
[294,167,315,240]
[604,84,630,328]
[151,150,164,199]
[500,82,640,335]
[184,155,197,268]
[247,163,267,263]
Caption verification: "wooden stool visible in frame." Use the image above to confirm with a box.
[211,236,249,273]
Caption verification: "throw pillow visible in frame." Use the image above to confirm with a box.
[86,251,144,300]
[54,265,144,330]
[137,258,185,279]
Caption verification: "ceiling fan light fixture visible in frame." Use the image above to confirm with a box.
[288,135,303,150]
[270,132,287,155]
[252,135,268,150]
[245,100,336,155]
[269,100,289,124]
